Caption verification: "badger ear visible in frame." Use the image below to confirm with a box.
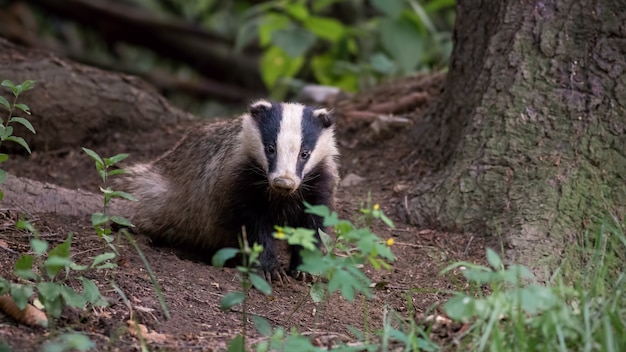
[313,108,334,128]
[249,100,272,120]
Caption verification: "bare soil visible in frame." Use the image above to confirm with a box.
[0,74,492,351]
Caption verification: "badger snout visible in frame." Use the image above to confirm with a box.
[271,177,297,193]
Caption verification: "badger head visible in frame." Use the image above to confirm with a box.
[241,99,337,195]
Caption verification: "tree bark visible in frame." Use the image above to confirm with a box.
[409,0,626,277]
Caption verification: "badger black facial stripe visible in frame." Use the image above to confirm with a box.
[297,106,324,177]
[254,101,283,174]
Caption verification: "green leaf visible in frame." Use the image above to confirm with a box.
[328,270,356,301]
[16,80,35,93]
[286,228,318,251]
[212,248,239,267]
[309,282,325,303]
[444,294,476,321]
[0,169,6,185]
[30,239,48,255]
[234,17,259,53]
[424,0,456,12]
[104,153,129,166]
[370,0,405,18]
[45,297,65,319]
[5,136,31,154]
[91,252,116,268]
[259,46,304,88]
[15,219,36,233]
[298,250,328,275]
[59,284,87,309]
[70,262,89,271]
[486,248,503,270]
[0,95,9,111]
[10,283,33,310]
[108,190,137,201]
[0,153,8,163]
[106,169,127,177]
[81,277,108,306]
[13,103,31,115]
[0,190,3,200]
[45,235,72,278]
[370,52,397,74]
[304,202,330,218]
[259,13,290,47]
[1,80,18,96]
[318,229,333,252]
[249,273,272,295]
[37,282,62,301]
[379,212,395,228]
[45,256,72,278]
[0,278,9,295]
[380,17,424,74]
[312,0,343,12]
[226,334,245,352]
[220,291,245,311]
[43,333,95,352]
[9,117,35,134]
[14,254,37,280]
[518,285,557,314]
[284,3,309,21]
[81,147,104,166]
[271,27,316,58]
[91,212,109,226]
[303,16,345,42]
[110,215,133,227]
[252,315,272,337]
[0,126,13,139]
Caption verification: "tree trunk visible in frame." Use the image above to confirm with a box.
[408,0,626,277]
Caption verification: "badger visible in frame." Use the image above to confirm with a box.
[116,100,339,282]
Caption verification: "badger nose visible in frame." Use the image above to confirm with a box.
[272,177,296,192]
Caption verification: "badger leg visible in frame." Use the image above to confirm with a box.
[245,224,289,285]
[288,214,324,280]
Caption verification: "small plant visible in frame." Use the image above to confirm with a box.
[0,219,111,323]
[212,201,396,350]
[441,214,626,352]
[82,148,170,320]
[212,229,273,351]
[279,202,396,303]
[0,79,36,200]
[82,148,136,250]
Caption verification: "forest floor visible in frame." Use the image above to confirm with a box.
[0,73,494,351]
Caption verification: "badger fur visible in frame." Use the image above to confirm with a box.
[117,100,339,280]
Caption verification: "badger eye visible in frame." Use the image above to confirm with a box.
[265,145,276,155]
[300,150,311,159]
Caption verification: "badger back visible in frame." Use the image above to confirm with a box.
[240,100,339,194]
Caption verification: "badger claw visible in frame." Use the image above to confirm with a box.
[289,270,317,283]
[262,267,290,286]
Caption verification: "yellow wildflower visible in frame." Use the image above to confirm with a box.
[275,227,285,239]
[373,204,380,211]
[386,238,394,246]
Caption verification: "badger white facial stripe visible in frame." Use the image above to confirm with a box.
[250,99,272,110]
[312,108,329,117]
[271,103,304,184]
[241,113,268,170]
[303,128,338,176]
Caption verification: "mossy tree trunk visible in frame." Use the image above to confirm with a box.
[409,0,626,277]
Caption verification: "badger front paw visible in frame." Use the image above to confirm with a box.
[260,261,290,286]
